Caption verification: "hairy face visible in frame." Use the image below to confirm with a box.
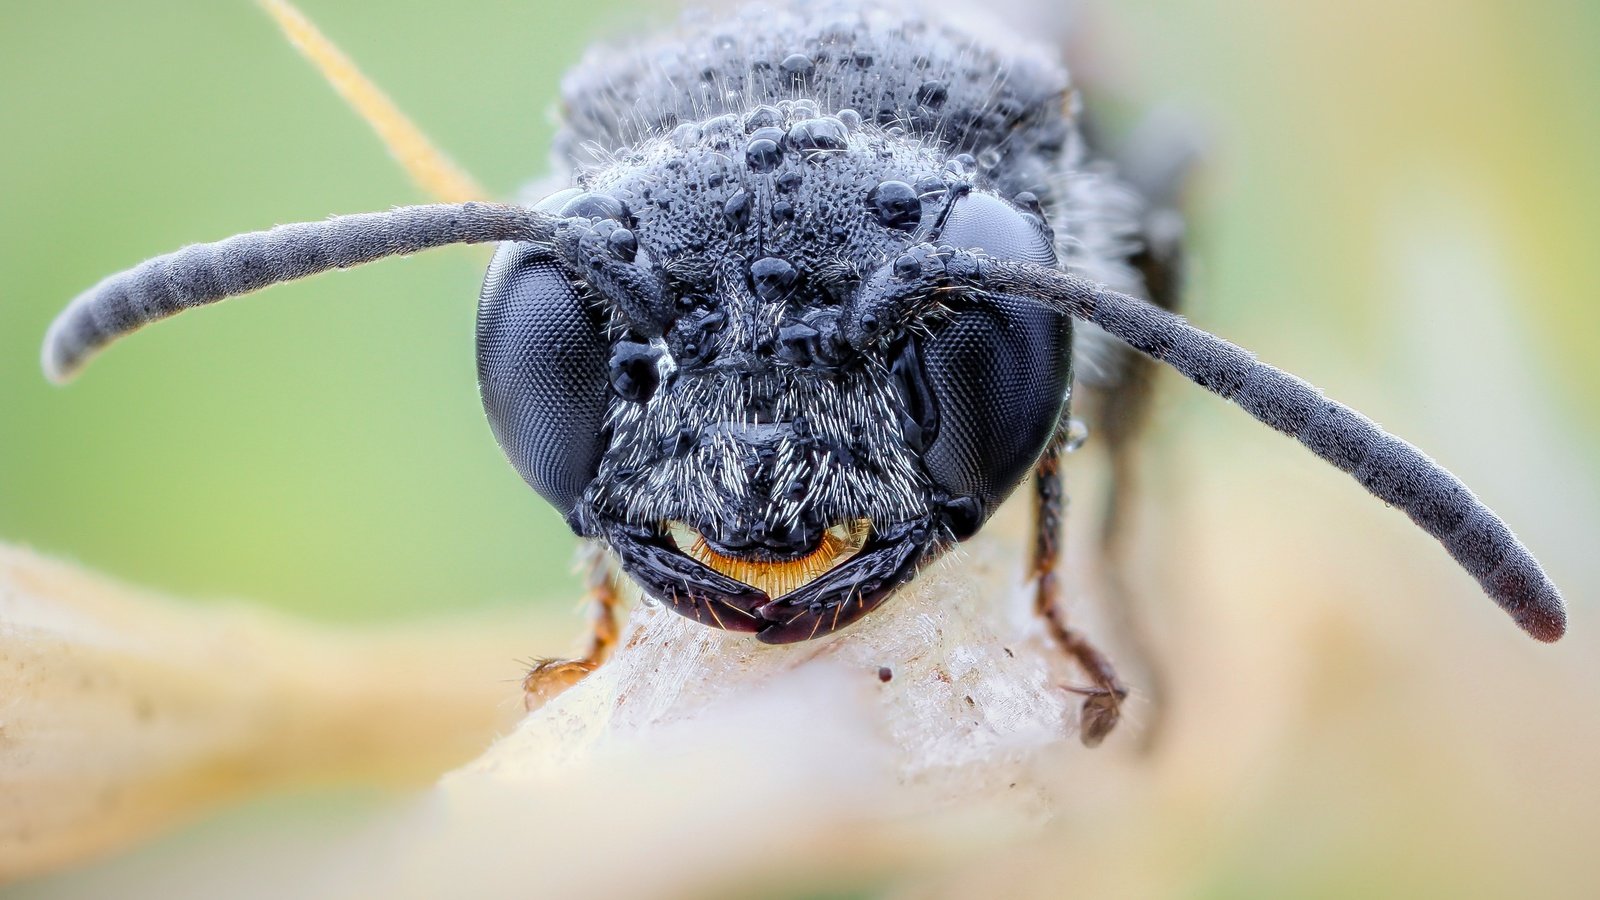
[477,102,1073,632]
[584,107,944,560]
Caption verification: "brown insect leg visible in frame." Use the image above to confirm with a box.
[523,548,623,710]
[1033,440,1128,748]
[1081,385,1171,749]
[1078,155,1191,751]
[1068,119,1194,750]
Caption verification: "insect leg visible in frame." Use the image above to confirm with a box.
[1074,131,1197,752]
[973,261,1567,642]
[522,545,624,710]
[1076,306,1169,751]
[1032,434,1128,749]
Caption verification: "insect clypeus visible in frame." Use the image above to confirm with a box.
[42,0,1566,747]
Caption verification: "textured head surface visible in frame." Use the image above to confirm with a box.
[580,108,950,547]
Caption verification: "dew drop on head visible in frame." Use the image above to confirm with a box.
[1064,418,1089,453]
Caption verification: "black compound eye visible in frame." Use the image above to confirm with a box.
[899,190,1069,524]
[477,242,611,517]
[936,191,1055,266]
[914,295,1072,514]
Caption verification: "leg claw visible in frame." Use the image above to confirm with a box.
[1073,685,1129,748]
[522,658,598,711]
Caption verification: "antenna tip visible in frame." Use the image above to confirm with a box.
[40,320,79,386]
[1518,603,1567,643]
[1493,561,1568,642]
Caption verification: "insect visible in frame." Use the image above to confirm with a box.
[41,0,1566,746]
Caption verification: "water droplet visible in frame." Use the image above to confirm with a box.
[775,172,803,193]
[670,122,702,148]
[745,138,782,172]
[893,252,923,280]
[867,180,921,231]
[780,53,814,81]
[977,148,1003,170]
[532,187,583,214]
[558,192,627,222]
[837,108,862,130]
[1064,418,1089,453]
[744,105,782,131]
[722,190,751,231]
[915,79,948,109]
[771,200,796,222]
[642,595,663,610]
[745,126,785,172]
[785,117,847,153]
[703,113,741,136]
[749,256,798,300]
[914,175,947,198]
[606,228,638,262]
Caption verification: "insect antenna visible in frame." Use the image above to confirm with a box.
[42,203,555,383]
[979,259,1567,643]
[257,0,487,203]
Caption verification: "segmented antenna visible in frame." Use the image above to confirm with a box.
[42,203,554,383]
[981,259,1567,642]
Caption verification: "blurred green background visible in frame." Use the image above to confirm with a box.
[0,0,654,620]
[2,0,1596,621]
[3,0,1600,895]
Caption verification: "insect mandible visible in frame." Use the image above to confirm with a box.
[41,0,1566,745]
